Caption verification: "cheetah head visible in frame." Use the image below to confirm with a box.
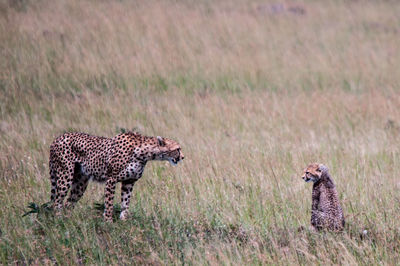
[302,163,328,183]
[155,136,184,166]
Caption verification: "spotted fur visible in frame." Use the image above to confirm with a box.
[49,132,184,222]
[302,163,345,231]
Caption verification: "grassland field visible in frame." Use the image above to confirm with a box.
[1,0,400,264]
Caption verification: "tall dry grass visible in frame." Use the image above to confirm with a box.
[1,0,400,264]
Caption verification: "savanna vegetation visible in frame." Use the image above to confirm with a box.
[1,0,400,264]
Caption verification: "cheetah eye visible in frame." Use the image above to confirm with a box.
[306,171,310,175]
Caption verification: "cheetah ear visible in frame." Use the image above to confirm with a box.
[318,164,329,174]
[157,136,166,146]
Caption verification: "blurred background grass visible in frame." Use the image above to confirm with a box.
[1,0,400,264]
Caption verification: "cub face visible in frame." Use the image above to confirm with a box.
[156,136,184,165]
[302,163,328,183]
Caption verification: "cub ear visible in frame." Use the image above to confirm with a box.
[318,164,329,174]
[157,136,166,146]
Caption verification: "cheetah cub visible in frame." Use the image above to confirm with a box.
[302,163,345,231]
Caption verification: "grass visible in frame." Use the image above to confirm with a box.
[1,0,400,264]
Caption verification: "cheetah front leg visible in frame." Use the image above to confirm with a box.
[311,210,328,231]
[103,178,117,222]
[120,179,136,220]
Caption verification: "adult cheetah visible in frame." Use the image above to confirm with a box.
[302,163,345,231]
[49,132,184,222]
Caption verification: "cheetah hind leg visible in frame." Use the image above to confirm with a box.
[49,155,61,206]
[54,162,75,213]
[50,168,58,205]
[65,173,89,209]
